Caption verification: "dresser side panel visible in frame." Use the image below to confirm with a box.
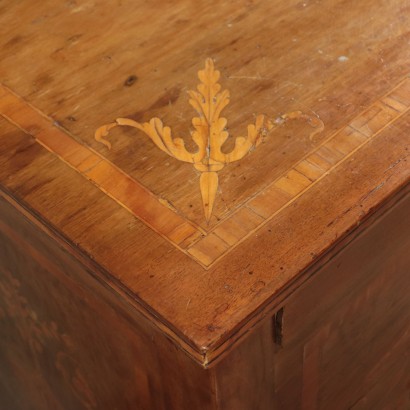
[0,194,215,410]
[213,190,410,409]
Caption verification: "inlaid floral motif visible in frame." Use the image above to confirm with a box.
[95,59,273,223]
[95,59,324,223]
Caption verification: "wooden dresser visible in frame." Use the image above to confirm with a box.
[0,1,409,408]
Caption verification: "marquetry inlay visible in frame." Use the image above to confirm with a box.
[1,75,409,269]
[95,59,276,223]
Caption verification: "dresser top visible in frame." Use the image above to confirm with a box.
[0,0,409,366]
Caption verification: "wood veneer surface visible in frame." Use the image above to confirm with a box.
[0,0,409,365]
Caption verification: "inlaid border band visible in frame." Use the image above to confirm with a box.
[1,76,409,268]
[186,77,410,265]
[0,85,204,251]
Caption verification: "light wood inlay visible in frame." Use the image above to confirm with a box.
[95,59,274,223]
[275,169,312,197]
[0,85,202,250]
[186,232,230,267]
[1,76,409,268]
[294,160,324,182]
[247,186,293,219]
[350,102,398,137]
[212,207,264,246]
[325,127,367,156]
[186,77,410,266]
[0,3,410,406]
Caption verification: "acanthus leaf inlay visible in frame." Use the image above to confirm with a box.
[95,59,273,223]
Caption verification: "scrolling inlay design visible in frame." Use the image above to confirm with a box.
[3,75,408,267]
[95,59,275,223]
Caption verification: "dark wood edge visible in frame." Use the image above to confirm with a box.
[1,177,408,368]
[0,186,208,367]
[204,179,410,366]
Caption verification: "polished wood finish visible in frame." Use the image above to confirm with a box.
[0,0,409,408]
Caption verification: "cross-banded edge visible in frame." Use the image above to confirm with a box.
[1,77,409,269]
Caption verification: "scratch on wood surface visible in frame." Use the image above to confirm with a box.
[362,182,386,202]
[384,158,403,173]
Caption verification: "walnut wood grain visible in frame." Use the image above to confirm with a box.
[0,0,409,407]
[1,77,408,268]
[0,0,409,362]
[1,0,409,230]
